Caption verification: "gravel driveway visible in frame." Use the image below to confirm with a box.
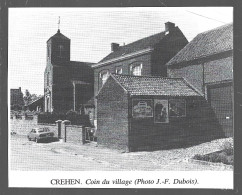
[10,135,233,171]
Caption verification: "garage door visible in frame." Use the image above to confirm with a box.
[207,82,233,137]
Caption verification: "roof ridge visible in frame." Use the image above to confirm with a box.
[99,27,180,63]
[117,30,168,50]
[112,73,183,79]
[198,22,232,36]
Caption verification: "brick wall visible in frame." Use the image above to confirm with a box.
[168,63,204,93]
[151,29,188,76]
[96,76,129,151]
[204,56,233,83]
[10,115,57,136]
[167,55,233,96]
[10,115,84,144]
[128,96,224,151]
[94,53,152,98]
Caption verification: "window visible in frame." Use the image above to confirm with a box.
[154,99,169,123]
[99,70,109,86]
[58,45,64,57]
[169,99,186,117]
[116,67,122,74]
[130,62,142,76]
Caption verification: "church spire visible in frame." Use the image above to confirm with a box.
[57,16,60,33]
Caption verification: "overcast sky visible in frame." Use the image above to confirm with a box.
[8,7,233,95]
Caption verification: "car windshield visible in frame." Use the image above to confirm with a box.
[37,130,45,133]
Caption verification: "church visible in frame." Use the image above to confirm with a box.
[44,28,94,114]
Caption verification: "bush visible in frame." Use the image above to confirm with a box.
[38,112,91,126]
[193,151,233,165]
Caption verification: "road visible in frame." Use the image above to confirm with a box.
[10,135,233,171]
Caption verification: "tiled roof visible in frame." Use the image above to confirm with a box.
[99,27,181,63]
[167,23,233,66]
[27,96,44,106]
[47,30,70,42]
[111,74,201,96]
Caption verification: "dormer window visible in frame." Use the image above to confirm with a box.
[99,70,109,87]
[58,45,64,57]
[130,62,142,76]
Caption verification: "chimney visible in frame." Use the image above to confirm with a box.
[111,43,120,52]
[165,22,175,32]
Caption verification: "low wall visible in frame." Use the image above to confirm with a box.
[10,116,58,136]
[10,115,84,144]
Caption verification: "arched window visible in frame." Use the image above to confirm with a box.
[130,62,143,76]
[47,72,49,86]
[99,70,109,87]
[116,67,122,75]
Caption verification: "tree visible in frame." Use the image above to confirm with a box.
[23,90,32,106]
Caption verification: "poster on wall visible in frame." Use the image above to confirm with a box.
[132,99,153,118]
[154,99,169,123]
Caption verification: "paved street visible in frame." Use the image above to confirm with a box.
[10,134,233,171]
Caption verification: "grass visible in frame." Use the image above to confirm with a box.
[193,141,233,165]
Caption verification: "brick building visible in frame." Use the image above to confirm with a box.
[167,23,233,137]
[96,74,223,151]
[92,22,188,124]
[10,87,24,108]
[44,29,94,114]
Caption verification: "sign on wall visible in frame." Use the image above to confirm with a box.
[154,99,169,123]
[132,99,153,118]
[169,99,186,117]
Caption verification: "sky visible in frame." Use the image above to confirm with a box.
[8,7,233,95]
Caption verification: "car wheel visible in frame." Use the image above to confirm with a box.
[35,138,39,143]
[27,136,31,141]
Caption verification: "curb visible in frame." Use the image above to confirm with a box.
[187,158,233,170]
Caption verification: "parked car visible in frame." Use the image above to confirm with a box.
[27,128,54,143]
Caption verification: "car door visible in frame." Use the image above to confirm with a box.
[30,129,36,139]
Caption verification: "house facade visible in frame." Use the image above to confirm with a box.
[92,22,188,124]
[10,87,24,109]
[44,29,94,114]
[96,74,223,151]
[166,23,233,137]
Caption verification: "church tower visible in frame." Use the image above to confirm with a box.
[44,18,71,113]
[46,29,71,65]
[44,19,94,115]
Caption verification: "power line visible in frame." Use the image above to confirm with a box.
[186,10,227,24]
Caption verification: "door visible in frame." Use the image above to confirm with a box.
[207,82,233,137]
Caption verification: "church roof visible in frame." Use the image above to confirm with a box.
[167,23,233,66]
[101,74,202,97]
[99,26,182,63]
[47,30,70,42]
[69,61,94,67]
